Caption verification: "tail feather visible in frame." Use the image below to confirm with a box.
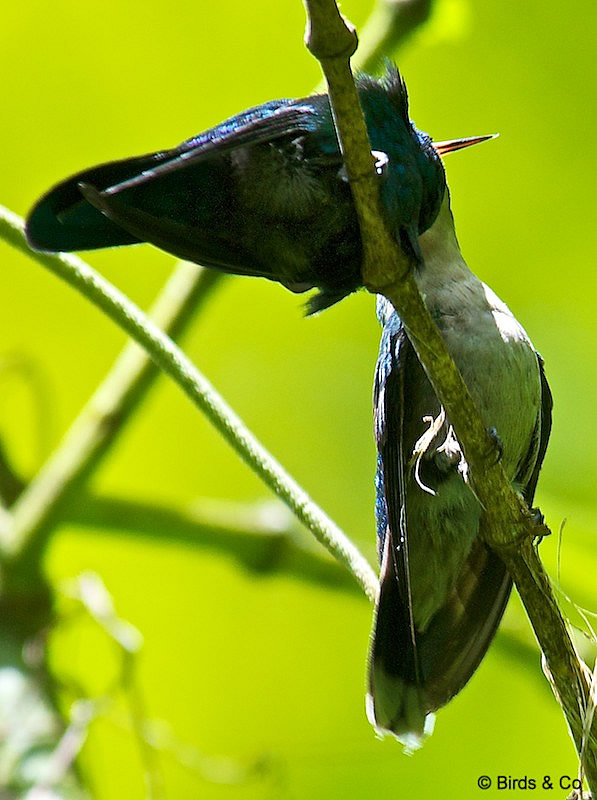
[367,537,511,745]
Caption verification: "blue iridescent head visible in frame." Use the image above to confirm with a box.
[355,64,493,269]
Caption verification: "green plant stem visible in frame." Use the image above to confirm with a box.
[0,206,378,600]
[65,491,368,591]
[302,0,596,788]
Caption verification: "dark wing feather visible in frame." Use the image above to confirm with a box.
[26,102,321,255]
[102,104,319,196]
[25,152,166,251]
[417,540,511,710]
[77,182,275,280]
[368,310,427,738]
[522,353,553,504]
[375,325,419,682]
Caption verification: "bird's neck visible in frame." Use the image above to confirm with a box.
[415,190,474,301]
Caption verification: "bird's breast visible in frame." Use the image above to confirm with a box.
[423,276,541,480]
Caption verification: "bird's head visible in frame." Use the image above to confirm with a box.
[359,64,496,259]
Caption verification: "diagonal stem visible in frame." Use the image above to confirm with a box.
[0,205,378,600]
[302,0,596,788]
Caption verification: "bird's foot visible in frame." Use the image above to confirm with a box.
[529,506,551,544]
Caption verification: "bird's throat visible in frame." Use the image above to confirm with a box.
[415,191,474,303]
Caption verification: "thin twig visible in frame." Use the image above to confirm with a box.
[302,0,596,789]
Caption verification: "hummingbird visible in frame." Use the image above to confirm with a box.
[25,64,481,313]
[25,63,552,745]
[368,257,552,748]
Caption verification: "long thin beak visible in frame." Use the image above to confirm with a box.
[433,134,498,157]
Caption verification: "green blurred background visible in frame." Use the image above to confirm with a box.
[1,0,596,796]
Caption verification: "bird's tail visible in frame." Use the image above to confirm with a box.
[367,537,511,748]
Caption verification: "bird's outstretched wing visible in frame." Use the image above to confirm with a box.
[25,102,322,257]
